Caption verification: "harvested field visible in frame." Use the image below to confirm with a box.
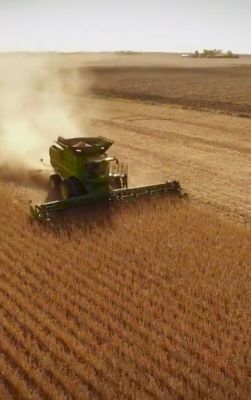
[0,186,250,399]
[90,66,251,117]
[80,97,251,226]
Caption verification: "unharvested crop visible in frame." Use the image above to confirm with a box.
[0,184,250,399]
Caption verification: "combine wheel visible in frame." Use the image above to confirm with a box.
[49,174,61,191]
[60,180,71,200]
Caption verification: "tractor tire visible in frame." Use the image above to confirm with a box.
[49,174,61,191]
[60,180,71,200]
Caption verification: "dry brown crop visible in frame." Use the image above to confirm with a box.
[0,52,250,399]
[0,183,250,399]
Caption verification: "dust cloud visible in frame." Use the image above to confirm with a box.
[0,54,94,185]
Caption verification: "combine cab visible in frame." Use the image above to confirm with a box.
[31,136,187,220]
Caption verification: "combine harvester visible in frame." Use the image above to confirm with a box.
[30,136,187,220]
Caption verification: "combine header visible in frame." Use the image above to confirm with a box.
[30,136,186,220]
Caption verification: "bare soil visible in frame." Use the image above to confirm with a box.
[90,65,251,117]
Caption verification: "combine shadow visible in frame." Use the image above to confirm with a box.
[33,183,188,234]
[41,191,115,234]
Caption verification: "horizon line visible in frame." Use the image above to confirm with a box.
[0,50,251,56]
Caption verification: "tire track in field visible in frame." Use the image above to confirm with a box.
[94,118,251,156]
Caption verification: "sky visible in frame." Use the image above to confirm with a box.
[0,0,250,53]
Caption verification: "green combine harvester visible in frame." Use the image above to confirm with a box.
[30,136,186,220]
